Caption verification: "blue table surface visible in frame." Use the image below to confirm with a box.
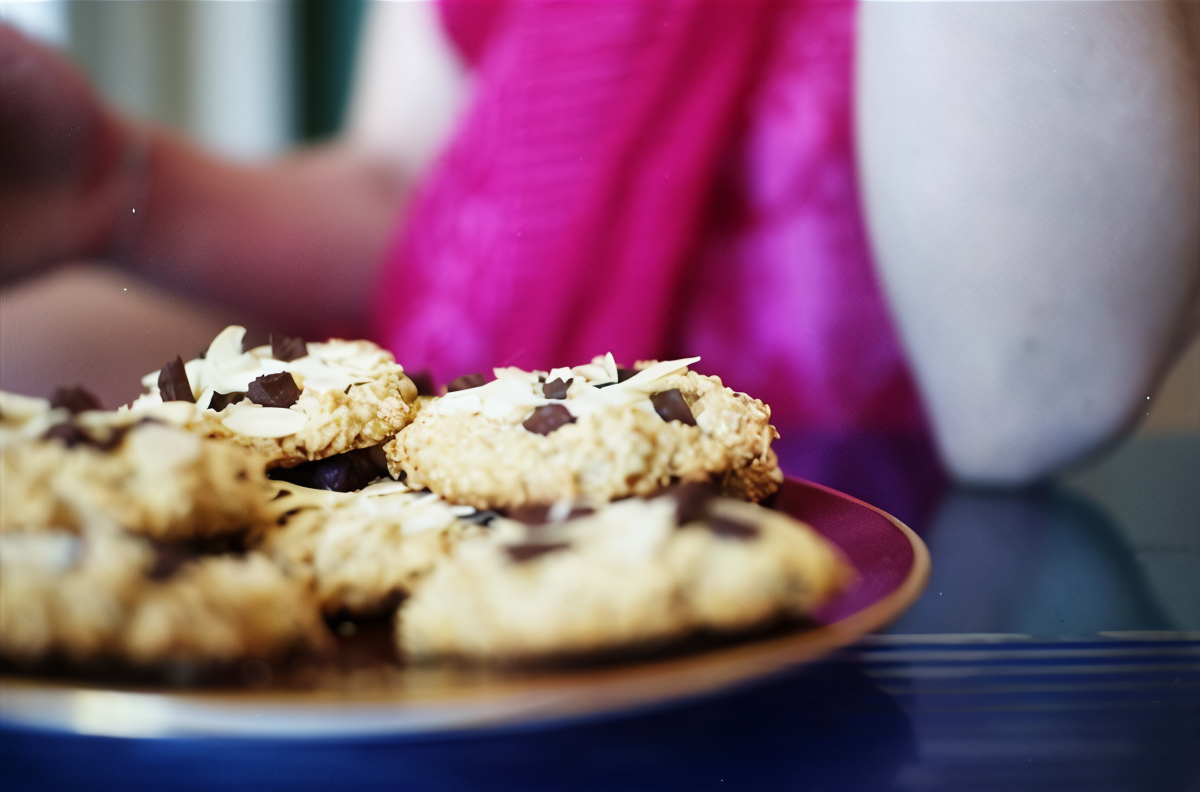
[4,431,1198,791]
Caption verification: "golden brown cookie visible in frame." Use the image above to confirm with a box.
[0,522,328,667]
[1,413,272,542]
[397,488,850,664]
[129,325,418,468]
[386,356,782,511]
[251,479,494,617]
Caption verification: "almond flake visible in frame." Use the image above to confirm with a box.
[220,405,307,438]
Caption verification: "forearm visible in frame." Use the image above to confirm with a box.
[116,123,407,336]
[857,0,1200,484]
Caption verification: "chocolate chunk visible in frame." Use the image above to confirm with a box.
[43,421,127,451]
[158,356,195,403]
[522,404,576,435]
[670,481,717,525]
[507,503,551,524]
[50,386,102,414]
[542,377,573,400]
[507,503,595,525]
[650,389,696,426]
[447,373,486,392]
[209,391,246,413]
[407,370,436,397]
[247,373,301,408]
[366,442,389,472]
[270,333,307,362]
[147,543,195,581]
[43,422,94,448]
[505,542,571,563]
[267,446,389,492]
[595,368,638,389]
[707,516,761,541]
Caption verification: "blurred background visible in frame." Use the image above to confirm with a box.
[1,0,1196,434]
[1,0,363,155]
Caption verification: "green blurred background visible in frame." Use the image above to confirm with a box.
[294,0,365,141]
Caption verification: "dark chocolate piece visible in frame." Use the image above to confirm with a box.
[594,382,616,389]
[50,386,102,414]
[267,446,390,492]
[209,391,246,413]
[42,422,93,448]
[407,370,436,397]
[522,404,576,435]
[542,377,573,400]
[617,367,638,383]
[507,504,551,525]
[707,516,761,540]
[670,481,717,526]
[447,373,486,392]
[158,356,195,403]
[247,373,301,409]
[650,389,697,426]
[508,503,595,525]
[146,543,195,581]
[366,442,389,471]
[270,333,307,362]
[505,542,571,563]
[43,421,127,451]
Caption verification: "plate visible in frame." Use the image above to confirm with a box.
[0,478,930,738]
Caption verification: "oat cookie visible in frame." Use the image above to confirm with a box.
[0,522,328,667]
[1,411,273,542]
[0,390,68,445]
[129,325,418,468]
[397,488,851,664]
[386,356,782,510]
[252,479,495,617]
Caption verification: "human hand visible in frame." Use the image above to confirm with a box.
[0,23,132,280]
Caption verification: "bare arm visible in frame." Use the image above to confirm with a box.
[857,0,1200,484]
[116,126,405,336]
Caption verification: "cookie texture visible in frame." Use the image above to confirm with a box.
[0,523,328,667]
[1,416,273,541]
[251,480,492,617]
[129,325,418,468]
[397,491,850,664]
[386,356,782,510]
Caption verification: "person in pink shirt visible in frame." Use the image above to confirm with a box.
[1,1,1197,485]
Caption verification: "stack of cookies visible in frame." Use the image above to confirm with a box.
[0,326,850,675]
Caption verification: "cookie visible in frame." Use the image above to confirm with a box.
[385,356,782,511]
[252,479,495,617]
[1,413,273,542]
[396,487,851,664]
[128,325,418,468]
[0,521,329,667]
[0,390,67,444]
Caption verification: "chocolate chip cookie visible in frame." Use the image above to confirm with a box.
[1,411,273,542]
[385,356,783,511]
[397,487,850,664]
[0,521,328,667]
[128,325,418,468]
[252,479,497,617]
